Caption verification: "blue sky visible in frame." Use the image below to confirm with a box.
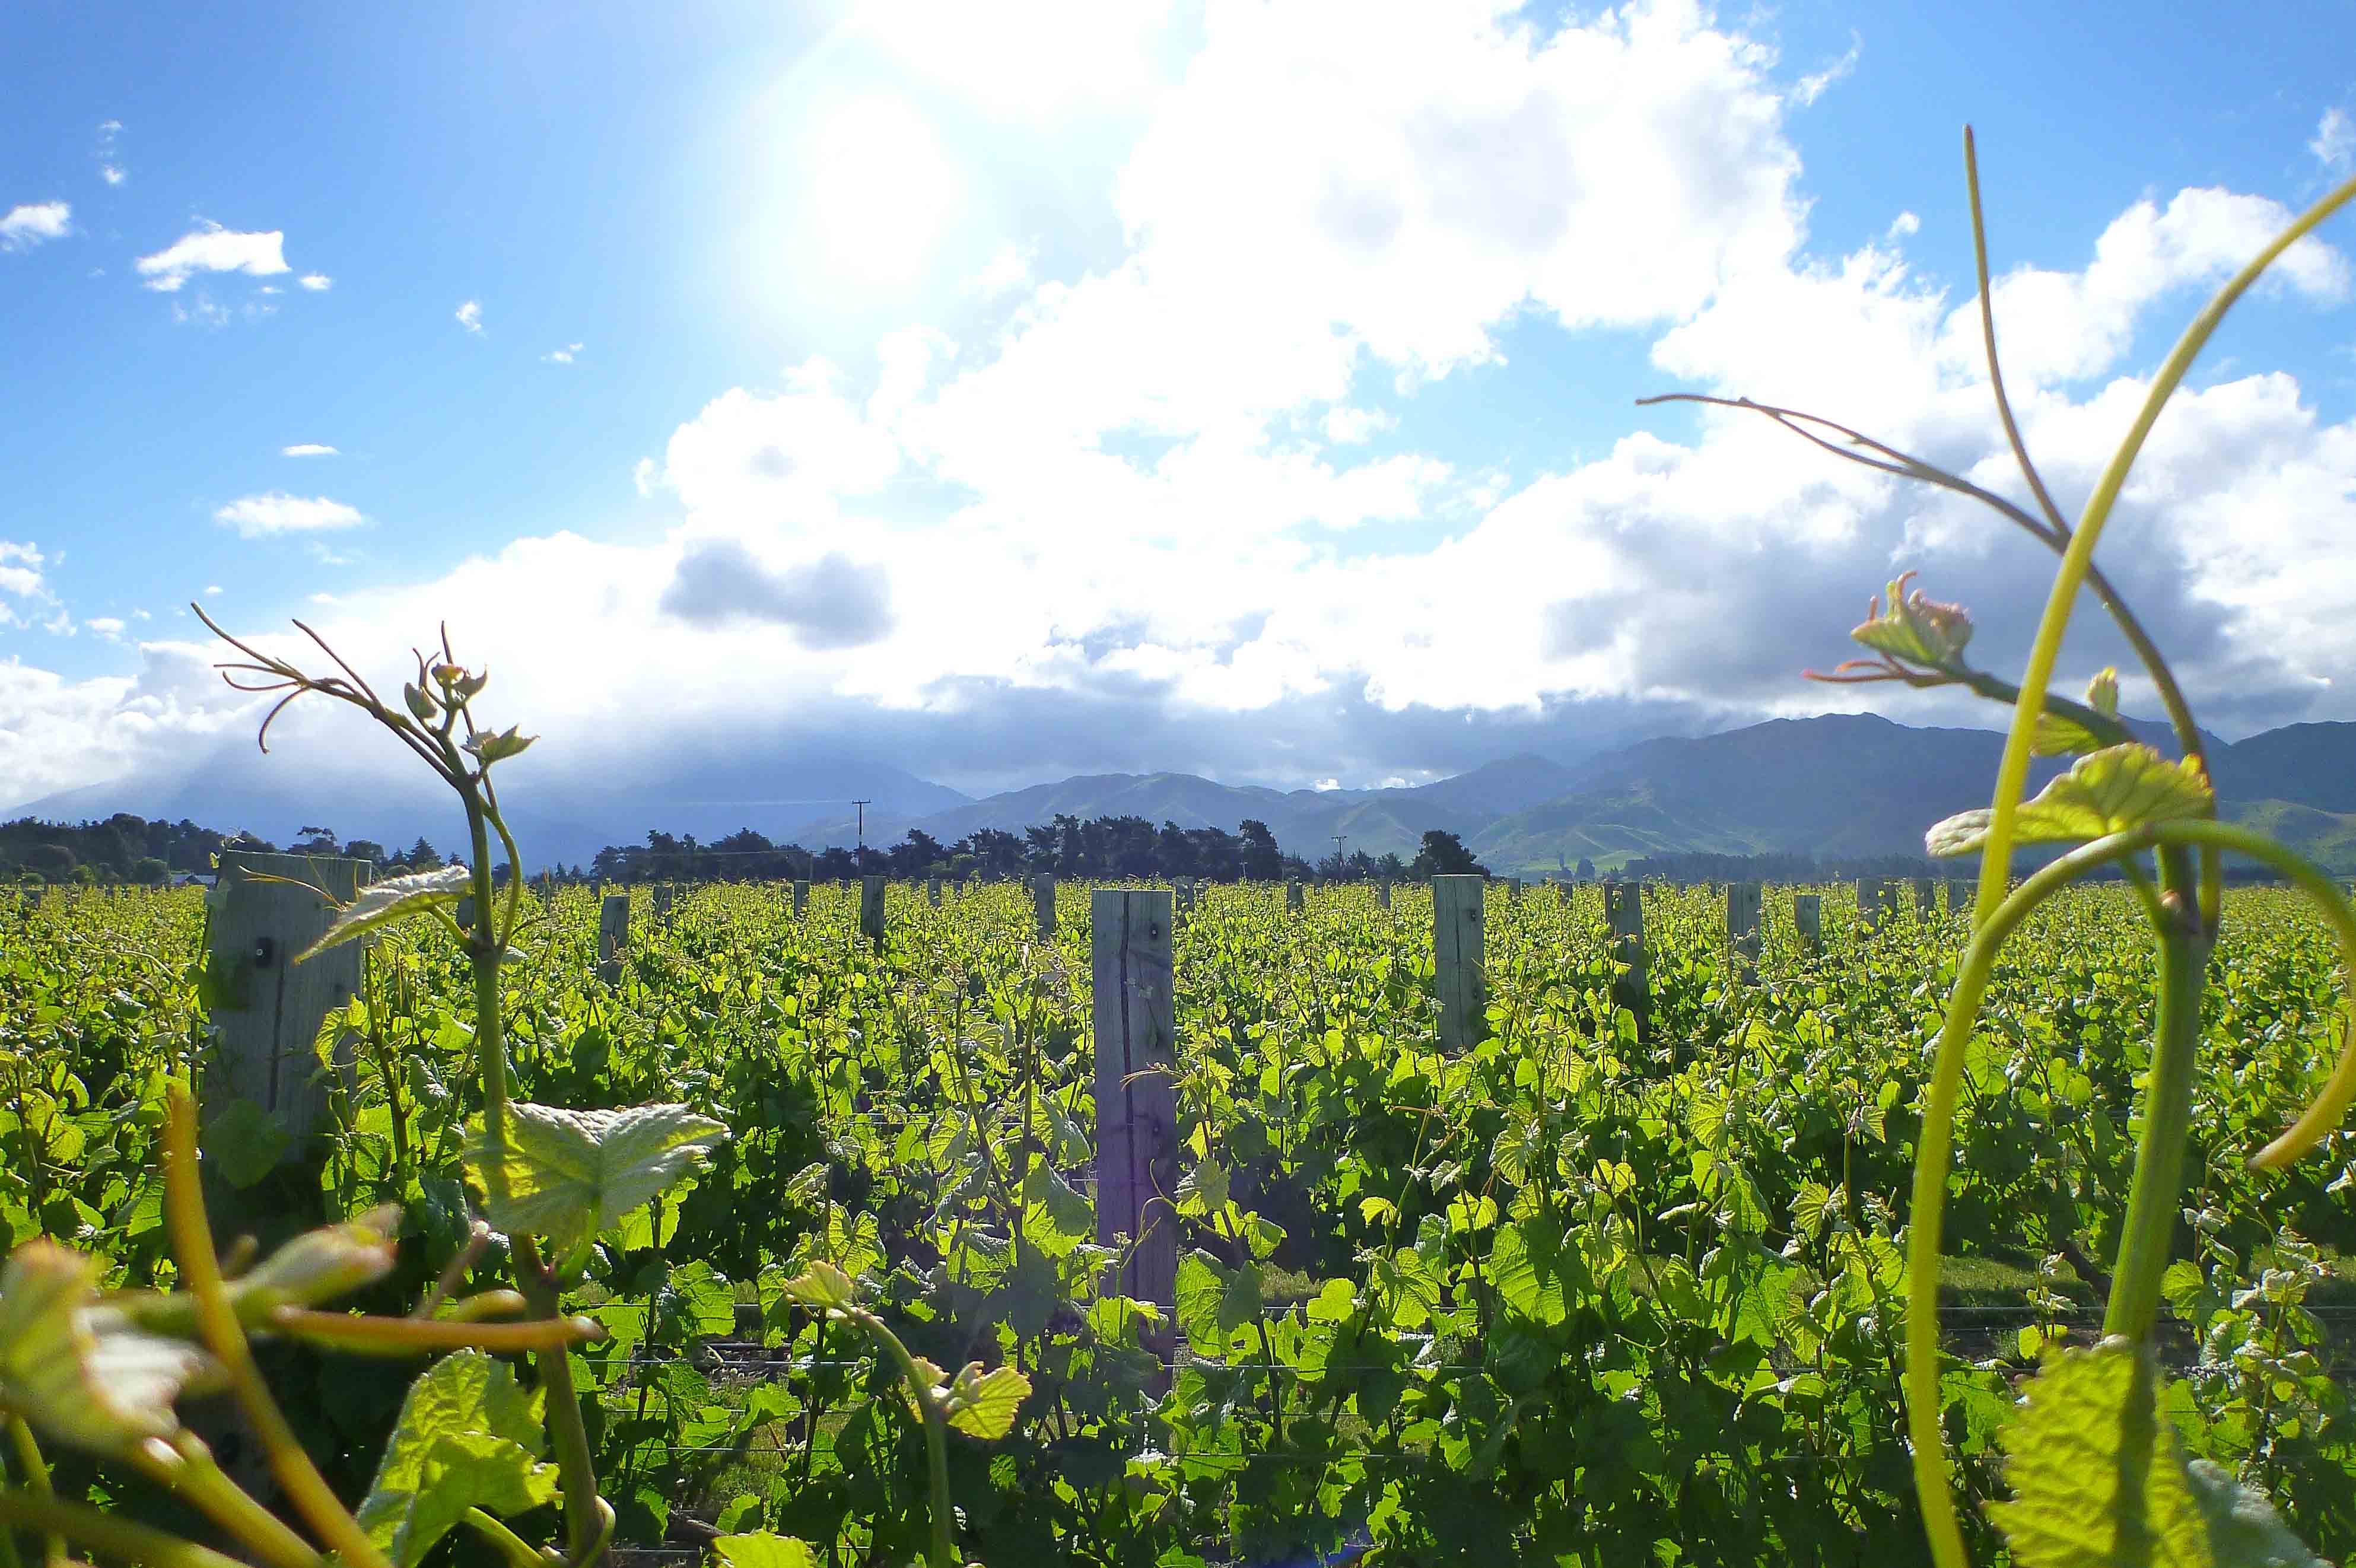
[6,0,2356,814]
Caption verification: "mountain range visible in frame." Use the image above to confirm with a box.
[778,714,2356,877]
[20,714,2356,876]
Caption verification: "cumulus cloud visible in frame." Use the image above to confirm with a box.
[543,342,583,364]
[281,444,338,457]
[456,299,483,334]
[660,543,895,647]
[212,494,367,539]
[0,541,46,599]
[2314,107,2354,174]
[88,616,126,640]
[135,221,290,291]
[298,273,332,291]
[1,202,71,252]
[12,0,2356,813]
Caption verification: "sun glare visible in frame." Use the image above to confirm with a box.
[809,94,962,291]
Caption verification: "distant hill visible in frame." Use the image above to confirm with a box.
[2209,723,2356,813]
[780,755,1579,863]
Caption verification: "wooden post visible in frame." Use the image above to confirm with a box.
[1376,877,1392,909]
[653,883,674,924]
[1862,877,1899,928]
[1286,879,1304,914]
[1912,876,1935,917]
[792,879,810,918]
[860,876,886,947]
[598,893,628,984]
[1794,892,1822,955]
[1033,874,1057,940]
[1092,889,1178,1362]
[1728,880,1762,974]
[1174,878,1197,923]
[1432,874,1486,1051]
[927,877,942,908]
[1606,882,1649,1042]
[204,851,370,1142]
[1508,876,1522,905]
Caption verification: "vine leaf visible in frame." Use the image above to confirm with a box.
[1852,572,1975,669]
[294,863,473,962]
[940,1363,1032,1439]
[1926,744,2213,858]
[463,1101,729,1255]
[1989,1337,2324,1568]
[2035,669,2123,756]
[0,1241,213,1455]
[354,1350,559,1568]
[712,1535,822,1568]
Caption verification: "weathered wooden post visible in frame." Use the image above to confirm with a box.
[1286,880,1304,914]
[1862,877,1899,928]
[1606,882,1649,1042]
[1376,877,1392,909]
[1032,874,1057,940]
[1174,878,1197,923]
[1794,892,1823,955]
[1092,888,1178,1372]
[597,893,629,984]
[860,876,886,947]
[653,883,674,925]
[1728,880,1762,975]
[1507,876,1522,905]
[1912,876,1935,917]
[204,851,370,1142]
[927,877,942,908]
[792,879,810,918]
[1432,874,1487,1051]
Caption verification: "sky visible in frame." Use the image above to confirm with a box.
[7,0,2356,818]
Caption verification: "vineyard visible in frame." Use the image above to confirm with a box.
[7,872,2355,1565]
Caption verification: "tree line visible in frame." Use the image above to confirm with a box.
[0,816,453,886]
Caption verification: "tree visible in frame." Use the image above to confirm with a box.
[409,837,444,870]
[345,839,387,865]
[1409,829,1484,878]
[1575,856,1596,880]
[1237,820,1283,881]
[131,856,170,885]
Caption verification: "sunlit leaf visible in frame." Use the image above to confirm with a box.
[712,1535,821,1568]
[294,864,473,963]
[0,1241,212,1455]
[1926,745,2213,858]
[463,1101,728,1255]
[942,1363,1031,1439]
[354,1350,559,1567]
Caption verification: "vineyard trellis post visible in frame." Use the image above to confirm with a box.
[1376,877,1392,909]
[1286,880,1304,914]
[1606,881,1650,1044]
[597,892,628,984]
[1090,888,1178,1381]
[1728,880,1762,977]
[1911,876,1935,918]
[1033,874,1057,940]
[204,850,370,1143]
[927,877,942,908]
[1793,891,1822,955]
[1508,876,1522,905]
[860,876,886,948]
[653,883,674,925]
[792,879,809,919]
[1432,874,1486,1051]
[1861,876,1899,928]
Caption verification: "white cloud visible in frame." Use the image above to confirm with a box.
[2314,107,2354,174]
[299,273,332,291]
[135,221,290,291]
[1792,31,1861,107]
[1,202,71,252]
[968,241,1034,298]
[281,444,338,457]
[543,342,583,364]
[0,541,45,599]
[455,299,484,334]
[88,616,126,640]
[211,494,367,539]
[96,119,125,185]
[202,586,222,596]
[1322,406,1397,445]
[1886,211,1920,241]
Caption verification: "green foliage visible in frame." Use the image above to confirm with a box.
[354,1350,560,1566]
[1927,744,2215,857]
[462,1100,728,1255]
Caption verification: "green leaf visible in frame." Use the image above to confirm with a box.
[1926,745,2213,858]
[2034,670,2126,757]
[941,1363,1031,1439]
[1489,1218,1583,1327]
[463,1101,729,1255]
[780,1260,859,1312]
[0,1241,212,1455]
[294,864,473,963]
[462,725,537,766]
[1851,573,1973,669]
[712,1535,821,1568]
[353,1351,559,1568]
[201,1098,293,1188]
[1990,1337,2326,1568]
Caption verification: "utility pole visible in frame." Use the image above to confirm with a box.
[851,799,874,857]
[1331,833,1347,877]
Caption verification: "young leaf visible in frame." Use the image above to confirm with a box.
[354,1350,559,1567]
[780,1260,859,1312]
[463,1101,729,1255]
[942,1363,1031,1439]
[1989,1337,2326,1568]
[2033,668,2127,756]
[0,1241,212,1455]
[1851,572,1975,670]
[1925,745,2212,858]
[713,1535,822,1568]
[294,863,473,963]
